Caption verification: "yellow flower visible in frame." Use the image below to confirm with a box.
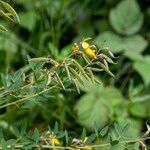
[81,41,90,49]
[81,42,96,59]
[51,137,60,145]
[72,43,79,52]
[85,48,96,59]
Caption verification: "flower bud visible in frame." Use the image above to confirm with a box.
[72,43,79,52]
[81,41,90,49]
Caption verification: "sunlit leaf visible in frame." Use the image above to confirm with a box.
[75,86,123,130]
[109,0,143,35]
[99,126,109,137]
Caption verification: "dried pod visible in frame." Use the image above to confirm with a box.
[139,141,147,150]
[98,54,106,60]
[108,51,118,59]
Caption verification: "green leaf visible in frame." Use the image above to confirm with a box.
[27,55,35,71]
[74,86,123,130]
[99,126,109,137]
[59,45,72,61]
[65,130,69,145]
[34,62,45,71]
[1,139,7,150]
[12,70,22,82]
[0,0,20,23]
[111,140,119,146]
[124,51,143,62]
[84,133,96,145]
[134,56,150,86]
[121,123,130,135]
[57,131,65,139]
[109,0,143,35]
[20,120,27,136]
[53,122,59,135]
[48,42,59,59]
[19,11,37,31]
[11,126,20,137]
[0,33,18,54]
[131,94,150,103]
[117,118,142,137]
[114,123,121,136]
[94,32,148,54]
[93,121,99,138]
[33,128,39,143]
[7,80,23,93]
[48,125,52,133]
[81,128,87,140]
[1,73,9,89]
[123,35,148,54]
[129,103,148,118]
[23,143,35,150]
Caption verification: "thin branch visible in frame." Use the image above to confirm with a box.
[0,86,57,109]
[0,137,149,150]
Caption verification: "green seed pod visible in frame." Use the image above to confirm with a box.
[46,73,51,86]
[89,67,103,72]
[64,63,71,81]
[103,59,109,70]
[69,67,84,85]
[87,68,95,83]
[72,79,80,94]
[55,72,66,90]
[98,62,114,77]
[72,60,89,80]
[81,52,91,65]
[28,57,49,62]
[93,77,101,84]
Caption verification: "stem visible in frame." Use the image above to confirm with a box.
[0,86,57,109]
[0,137,149,150]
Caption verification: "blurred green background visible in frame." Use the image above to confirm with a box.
[0,0,150,146]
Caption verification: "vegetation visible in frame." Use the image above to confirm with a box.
[0,0,149,149]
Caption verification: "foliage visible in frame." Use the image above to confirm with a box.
[0,122,149,150]
[0,0,150,149]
